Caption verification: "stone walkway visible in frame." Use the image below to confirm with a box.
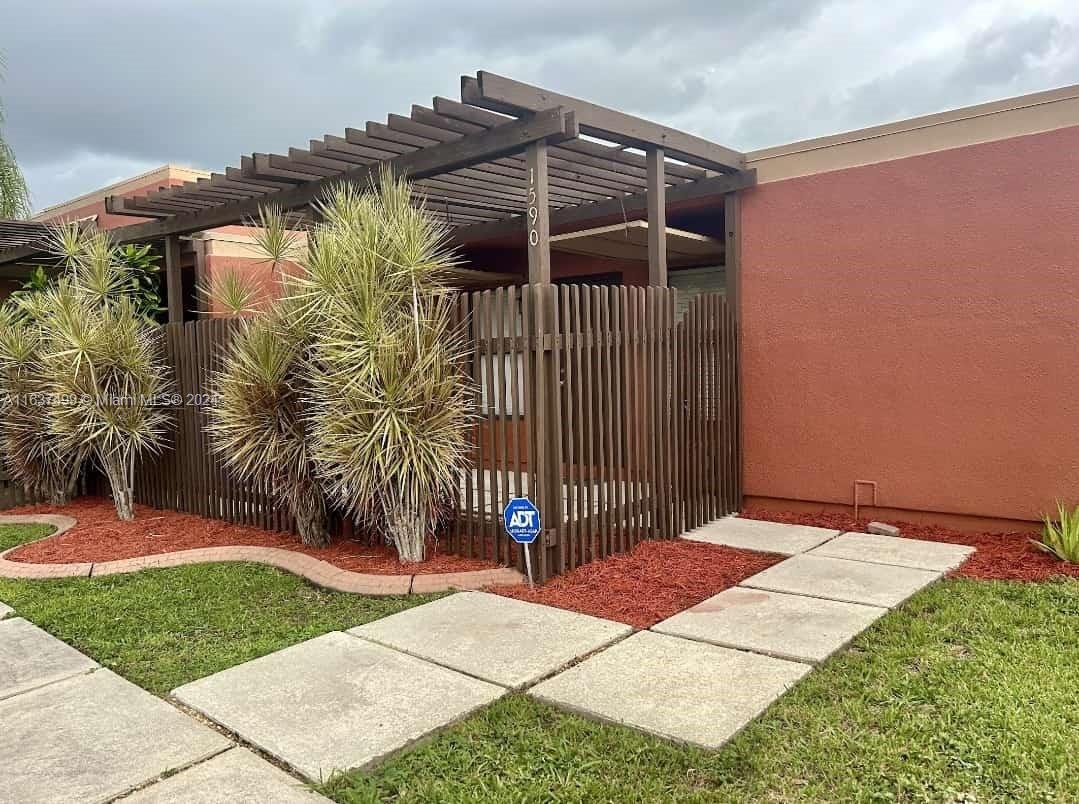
[1,517,975,797]
[0,610,329,802]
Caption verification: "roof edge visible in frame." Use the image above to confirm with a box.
[32,164,210,221]
[748,82,1079,161]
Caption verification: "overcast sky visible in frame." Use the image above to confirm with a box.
[3,0,1078,212]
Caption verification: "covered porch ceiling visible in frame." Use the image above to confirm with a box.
[550,221,723,265]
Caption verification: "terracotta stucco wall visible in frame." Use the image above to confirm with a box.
[740,125,1079,524]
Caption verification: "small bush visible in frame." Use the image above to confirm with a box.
[1036,502,1079,564]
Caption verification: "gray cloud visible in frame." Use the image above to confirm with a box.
[2,0,1077,211]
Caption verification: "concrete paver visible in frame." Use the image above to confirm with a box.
[0,668,230,804]
[173,631,505,781]
[652,587,887,663]
[0,600,13,619]
[682,517,839,555]
[0,616,99,700]
[125,747,330,803]
[349,591,632,689]
[530,631,810,749]
[808,531,975,572]
[740,554,940,607]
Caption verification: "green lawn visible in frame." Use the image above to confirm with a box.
[0,524,438,695]
[0,522,54,551]
[323,578,1079,803]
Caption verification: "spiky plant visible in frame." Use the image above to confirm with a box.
[206,303,330,546]
[301,179,471,561]
[30,228,172,519]
[1037,502,1079,564]
[309,292,471,561]
[0,303,86,502]
[208,173,472,560]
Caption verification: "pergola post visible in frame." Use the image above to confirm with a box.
[163,235,183,323]
[525,140,551,284]
[723,192,740,317]
[646,147,667,286]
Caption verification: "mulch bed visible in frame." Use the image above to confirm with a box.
[4,496,500,575]
[742,508,1079,582]
[490,539,784,629]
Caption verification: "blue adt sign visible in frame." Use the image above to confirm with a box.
[503,497,541,544]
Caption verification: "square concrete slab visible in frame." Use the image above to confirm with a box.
[741,554,940,608]
[0,668,231,804]
[349,592,633,689]
[0,600,13,619]
[173,631,504,781]
[531,631,810,749]
[126,747,330,803]
[809,531,975,572]
[0,616,99,700]
[682,517,839,555]
[652,587,887,663]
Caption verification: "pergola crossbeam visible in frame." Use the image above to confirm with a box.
[463,72,745,173]
[426,98,703,182]
[449,169,756,244]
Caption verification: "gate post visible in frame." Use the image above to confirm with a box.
[524,283,564,583]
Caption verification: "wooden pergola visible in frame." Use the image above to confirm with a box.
[0,71,755,321]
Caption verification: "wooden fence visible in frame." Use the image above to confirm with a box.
[122,284,739,582]
[132,318,294,531]
[450,284,740,582]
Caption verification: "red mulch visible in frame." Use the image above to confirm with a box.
[4,496,500,575]
[742,508,1079,582]
[490,540,784,629]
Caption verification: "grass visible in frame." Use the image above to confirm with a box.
[322,578,1079,803]
[0,522,53,552]
[0,524,438,695]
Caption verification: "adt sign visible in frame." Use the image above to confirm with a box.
[503,497,541,544]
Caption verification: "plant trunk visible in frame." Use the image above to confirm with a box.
[388,496,427,564]
[46,482,69,506]
[46,453,85,505]
[291,479,331,547]
[101,450,135,521]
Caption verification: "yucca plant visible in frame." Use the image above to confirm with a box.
[29,227,172,520]
[0,303,86,502]
[206,303,330,546]
[208,173,472,561]
[1036,502,1079,564]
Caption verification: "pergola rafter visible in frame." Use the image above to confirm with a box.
[0,71,755,312]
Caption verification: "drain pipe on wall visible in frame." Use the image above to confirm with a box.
[853,480,878,522]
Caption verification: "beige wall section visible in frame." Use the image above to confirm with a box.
[195,230,309,259]
[32,164,209,222]
[746,83,1079,183]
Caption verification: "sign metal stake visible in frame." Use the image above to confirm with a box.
[504,496,541,589]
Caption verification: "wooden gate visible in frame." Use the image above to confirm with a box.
[448,284,740,582]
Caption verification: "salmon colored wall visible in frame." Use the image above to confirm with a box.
[740,125,1079,525]
[201,254,300,315]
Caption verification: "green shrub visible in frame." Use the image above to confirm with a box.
[1036,502,1079,564]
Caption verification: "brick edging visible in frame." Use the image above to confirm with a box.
[0,514,524,594]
